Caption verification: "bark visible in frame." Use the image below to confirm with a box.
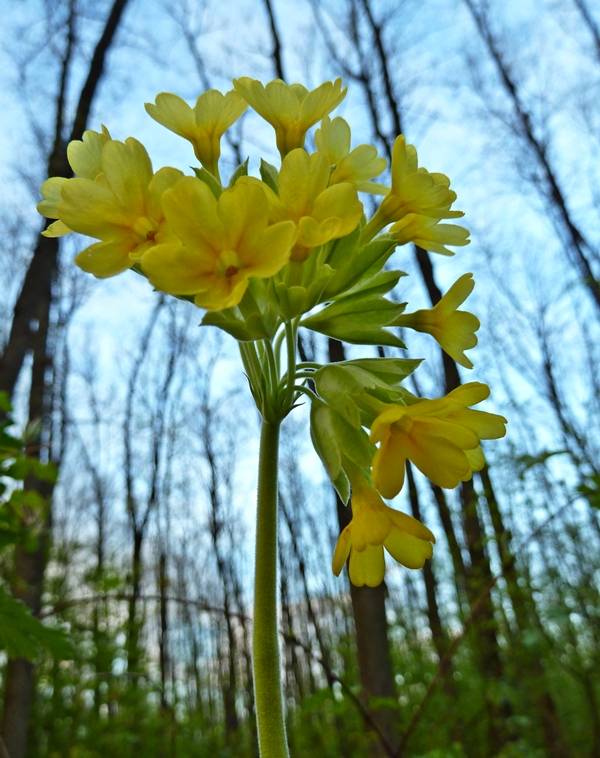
[405,464,458,705]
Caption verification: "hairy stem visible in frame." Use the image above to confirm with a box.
[253,419,289,757]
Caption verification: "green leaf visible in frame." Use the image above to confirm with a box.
[309,400,373,502]
[310,401,343,482]
[192,166,222,197]
[337,358,422,385]
[322,233,398,300]
[0,587,73,660]
[259,159,279,193]
[339,269,405,300]
[301,293,406,347]
[228,157,249,186]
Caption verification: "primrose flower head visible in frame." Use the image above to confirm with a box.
[140,177,296,310]
[332,480,435,587]
[37,131,182,277]
[370,382,507,498]
[395,273,480,367]
[145,89,246,176]
[233,77,346,155]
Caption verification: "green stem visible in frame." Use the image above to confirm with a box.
[253,419,289,758]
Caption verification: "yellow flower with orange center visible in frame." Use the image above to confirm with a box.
[370,382,507,498]
[37,133,182,277]
[140,177,296,310]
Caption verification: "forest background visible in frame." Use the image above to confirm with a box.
[0,0,598,756]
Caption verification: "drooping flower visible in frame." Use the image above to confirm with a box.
[370,382,507,497]
[145,89,246,176]
[332,481,435,587]
[315,116,387,194]
[233,77,346,155]
[395,273,480,367]
[361,135,469,251]
[37,134,182,277]
[140,177,296,310]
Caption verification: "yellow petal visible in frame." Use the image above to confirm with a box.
[387,509,436,543]
[146,167,184,222]
[247,221,296,277]
[37,177,68,218]
[315,116,350,163]
[438,273,475,313]
[384,530,433,569]
[372,433,407,499]
[101,138,152,217]
[141,241,216,295]
[162,176,224,250]
[445,382,490,407]
[218,182,269,250]
[312,183,362,230]
[279,149,329,217]
[145,93,196,138]
[415,417,480,451]
[42,220,71,238]
[194,275,249,310]
[299,79,346,127]
[449,409,507,440]
[332,527,352,576]
[75,237,134,278]
[404,433,471,489]
[67,128,110,179]
[194,89,247,131]
[349,544,385,587]
[58,178,131,237]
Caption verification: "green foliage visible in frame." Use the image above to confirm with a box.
[0,587,72,659]
[0,392,71,662]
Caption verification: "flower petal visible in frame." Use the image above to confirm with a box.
[384,530,433,569]
[349,545,385,587]
[75,237,134,278]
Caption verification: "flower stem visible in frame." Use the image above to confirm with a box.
[253,418,289,758]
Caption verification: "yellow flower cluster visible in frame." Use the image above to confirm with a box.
[36,77,507,588]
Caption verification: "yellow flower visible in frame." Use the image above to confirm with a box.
[253,148,363,261]
[332,481,435,587]
[390,213,470,255]
[315,116,387,194]
[362,135,468,244]
[370,382,507,498]
[37,135,182,277]
[395,273,480,367]
[140,177,296,310]
[37,126,112,237]
[233,77,346,155]
[145,89,246,176]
